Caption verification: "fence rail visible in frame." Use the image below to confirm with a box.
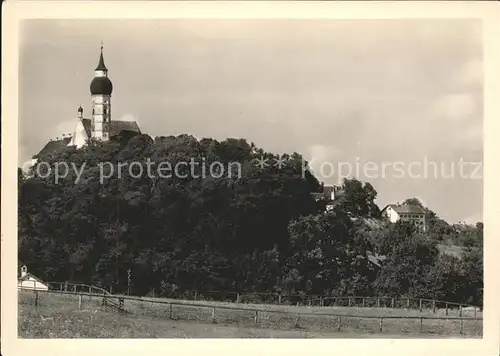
[153,288,481,309]
[140,289,481,319]
[19,287,482,336]
[23,280,482,315]
[47,281,111,296]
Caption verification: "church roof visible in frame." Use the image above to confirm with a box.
[18,271,48,285]
[81,118,92,137]
[109,120,141,136]
[80,118,141,137]
[35,118,142,159]
[35,137,72,159]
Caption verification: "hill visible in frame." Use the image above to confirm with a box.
[18,133,483,307]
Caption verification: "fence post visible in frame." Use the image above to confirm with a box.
[78,293,82,310]
[337,315,342,331]
[419,299,423,312]
[60,284,63,293]
[169,303,173,319]
[34,290,39,306]
[119,298,124,313]
[212,307,216,323]
[294,314,300,328]
[348,297,352,307]
[73,285,76,293]
[459,318,463,335]
[379,318,383,332]
[278,294,282,305]
[406,298,410,309]
[254,310,259,323]
[236,293,240,303]
[391,297,395,308]
[459,305,463,317]
[432,300,436,314]
[362,298,365,308]
[319,296,322,307]
[474,307,477,319]
[376,298,380,308]
[445,303,448,316]
[194,291,198,301]
[419,317,423,333]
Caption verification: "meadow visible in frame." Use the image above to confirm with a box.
[18,290,482,338]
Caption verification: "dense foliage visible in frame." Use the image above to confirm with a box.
[18,133,483,306]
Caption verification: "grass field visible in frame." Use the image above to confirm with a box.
[18,291,482,338]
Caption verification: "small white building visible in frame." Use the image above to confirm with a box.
[18,265,49,291]
[312,184,346,212]
[381,203,427,231]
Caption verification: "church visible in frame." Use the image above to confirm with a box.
[34,45,142,159]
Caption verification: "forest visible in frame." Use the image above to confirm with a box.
[18,132,483,306]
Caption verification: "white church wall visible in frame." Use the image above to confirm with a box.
[69,120,89,148]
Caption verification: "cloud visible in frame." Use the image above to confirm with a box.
[308,144,341,163]
[117,113,138,123]
[431,93,478,121]
[455,58,483,89]
[54,120,76,139]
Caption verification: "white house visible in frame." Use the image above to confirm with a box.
[18,265,49,291]
[380,203,427,231]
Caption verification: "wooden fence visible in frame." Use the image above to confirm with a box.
[19,287,482,336]
[21,281,483,319]
[146,289,481,319]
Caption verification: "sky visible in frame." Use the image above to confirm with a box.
[18,19,483,224]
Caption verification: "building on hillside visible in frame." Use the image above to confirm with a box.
[380,203,427,231]
[18,264,49,291]
[30,44,142,162]
[312,184,346,212]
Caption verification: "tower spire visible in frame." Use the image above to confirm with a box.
[95,41,107,71]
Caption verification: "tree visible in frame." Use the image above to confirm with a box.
[18,132,482,304]
[339,178,380,218]
[18,134,322,295]
[373,221,439,297]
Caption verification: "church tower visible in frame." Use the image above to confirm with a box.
[89,44,113,140]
